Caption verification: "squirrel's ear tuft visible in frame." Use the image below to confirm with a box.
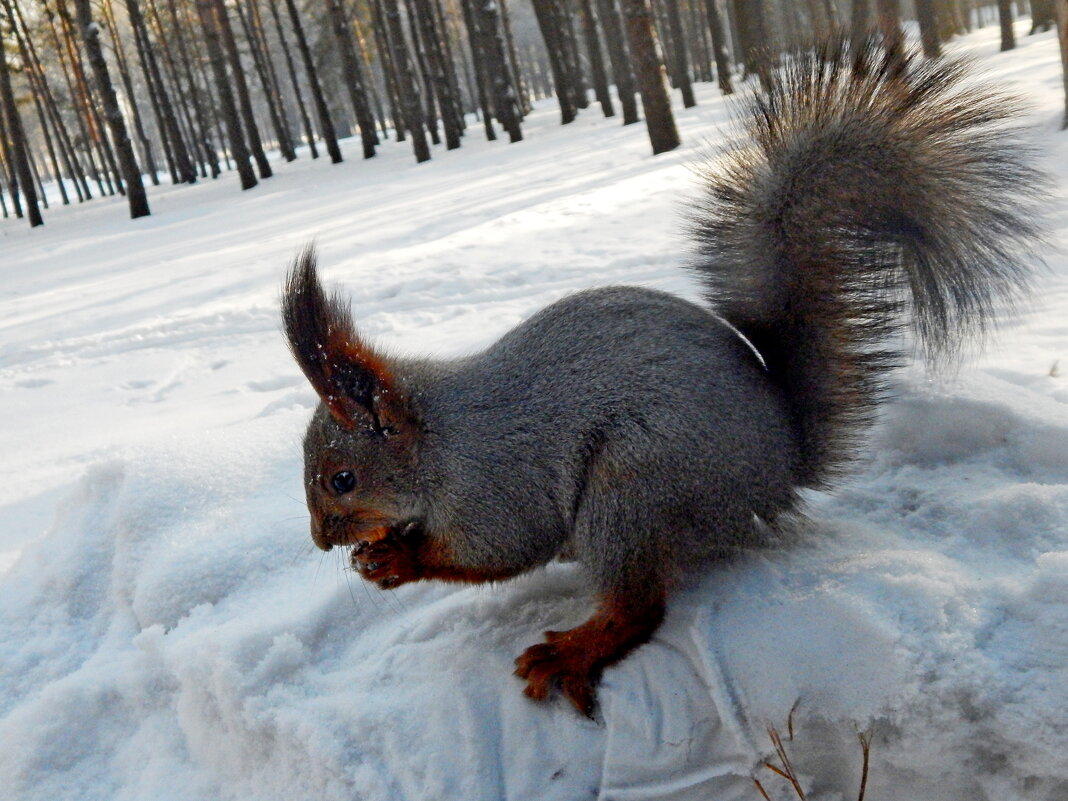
[281,246,409,431]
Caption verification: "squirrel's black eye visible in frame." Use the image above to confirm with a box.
[331,470,356,494]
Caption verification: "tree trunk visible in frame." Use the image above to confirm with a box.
[59,0,122,195]
[212,0,272,177]
[621,0,680,154]
[688,0,712,83]
[478,0,523,141]
[29,146,49,210]
[875,0,903,53]
[499,0,529,115]
[126,0,196,183]
[579,0,615,116]
[160,0,221,178]
[597,0,640,123]
[0,31,43,225]
[48,2,109,195]
[531,0,579,123]
[412,0,463,148]
[3,0,69,203]
[235,0,296,161]
[1031,0,1056,33]
[731,0,773,91]
[103,0,158,185]
[704,0,733,94]
[385,0,431,161]
[434,0,467,131]
[662,0,696,107]
[1055,0,1067,128]
[561,2,588,108]
[998,0,1016,50]
[266,0,319,158]
[21,0,90,199]
[369,0,406,138]
[72,0,150,217]
[916,0,942,56]
[462,0,499,137]
[252,1,300,147]
[283,0,343,163]
[325,0,378,159]
[404,0,441,144]
[195,0,257,189]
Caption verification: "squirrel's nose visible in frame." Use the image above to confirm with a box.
[309,515,333,551]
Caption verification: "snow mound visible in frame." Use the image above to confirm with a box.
[3,375,1067,800]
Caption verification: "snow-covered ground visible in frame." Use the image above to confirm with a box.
[1,22,1066,801]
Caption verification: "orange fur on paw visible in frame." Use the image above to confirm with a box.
[513,592,665,717]
[352,528,524,590]
[351,535,422,589]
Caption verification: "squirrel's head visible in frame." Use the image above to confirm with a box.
[281,247,422,551]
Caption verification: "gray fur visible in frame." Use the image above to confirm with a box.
[402,287,798,593]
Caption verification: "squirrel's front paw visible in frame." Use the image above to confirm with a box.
[351,534,421,589]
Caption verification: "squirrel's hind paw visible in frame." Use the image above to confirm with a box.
[514,591,665,717]
[514,640,599,718]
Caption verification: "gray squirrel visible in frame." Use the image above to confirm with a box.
[281,40,1042,716]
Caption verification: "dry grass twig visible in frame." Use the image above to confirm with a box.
[751,707,874,801]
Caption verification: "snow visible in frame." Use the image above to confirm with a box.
[1,21,1066,801]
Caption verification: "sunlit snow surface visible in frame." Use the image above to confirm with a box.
[2,22,1066,801]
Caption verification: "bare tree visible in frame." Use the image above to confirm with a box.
[1056,0,1067,128]
[233,0,296,161]
[662,0,695,108]
[412,0,463,148]
[916,0,941,57]
[732,0,773,91]
[998,0,1016,50]
[325,0,377,159]
[195,0,257,189]
[212,0,272,177]
[102,0,158,185]
[125,0,196,183]
[477,0,523,141]
[622,0,680,154]
[283,0,343,163]
[531,0,578,123]
[266,0,319,158]
[579,0,615,117]
[0,33,43,225]
[384,0,430,161]
[704,0,732,95]
[597,0,640,122]
[73,0,150,217]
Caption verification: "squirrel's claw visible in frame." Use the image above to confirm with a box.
[514,641,599,718]
[351,536,420,589]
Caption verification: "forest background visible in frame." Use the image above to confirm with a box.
[1,0,1067,227]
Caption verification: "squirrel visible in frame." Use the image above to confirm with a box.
[281,40,1043,717]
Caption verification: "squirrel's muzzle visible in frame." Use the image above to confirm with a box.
[310,511,394,551]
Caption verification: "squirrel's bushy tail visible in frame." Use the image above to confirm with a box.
[689,39,1045,488]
